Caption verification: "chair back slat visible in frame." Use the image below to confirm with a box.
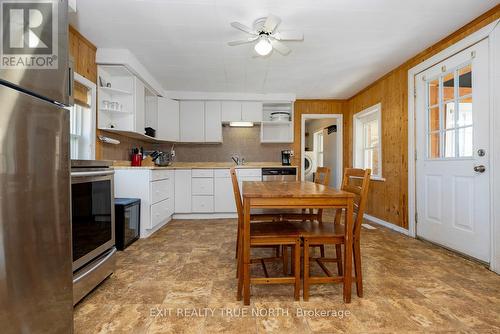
[314,167,330,186]
[341,168,371,238]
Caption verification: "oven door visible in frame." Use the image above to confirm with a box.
[71,169,115,271]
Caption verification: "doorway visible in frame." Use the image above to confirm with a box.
[301,114,343,188]
[414,39,490,262]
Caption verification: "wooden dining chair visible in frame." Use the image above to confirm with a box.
[231,168,303,302]
[302,168,371,301]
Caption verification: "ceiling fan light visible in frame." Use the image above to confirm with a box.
[254,38,272,56]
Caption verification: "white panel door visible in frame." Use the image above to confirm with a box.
[241,101,263,122]
[221,101,242,122]
[205,101,222,142]
[214,174,236,212]
[157,97,179,141]
[174,169,192,213]
[180,101,204,142]
[415,39,490,262]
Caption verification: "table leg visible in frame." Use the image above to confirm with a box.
[243,197,251,305]
[343,199,353,303]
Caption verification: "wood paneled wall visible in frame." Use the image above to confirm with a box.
[343,5,500,229]
[69,26,97,84]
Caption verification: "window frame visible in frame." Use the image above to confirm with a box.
[353,103,383,180]
[68,73,97,160]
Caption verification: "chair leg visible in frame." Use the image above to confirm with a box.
[317,209,323,223]
[294,239,301,301]
[303,238,310,301]
[237,238,244,301]
[335,244,343,276]
[301,208,306,222]
[308,208,314,221]
[283,245,288,275]
[354,239,363,298]
[291,246,295,275]
[235,224,240,259]
[236,230,242,278]
[320,245,325,258]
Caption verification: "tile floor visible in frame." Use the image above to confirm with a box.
[74,216,500,333]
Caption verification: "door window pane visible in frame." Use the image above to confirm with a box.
[444,102,455,129]
[458,64,472,97]
[428,78,439,107]
[442,72,455,101]
[457,97,472,127]
[429,132,440,159]
[444,130,456,158]
[458,127,473,157]
[428,107,440,132]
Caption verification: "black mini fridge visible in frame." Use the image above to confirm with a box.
[115,198,141,250]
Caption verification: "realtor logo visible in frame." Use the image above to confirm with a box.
[1,0,58,69]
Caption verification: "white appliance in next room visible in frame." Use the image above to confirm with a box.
[304,151,317,182]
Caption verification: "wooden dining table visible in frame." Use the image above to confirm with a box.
[241,181,356,305]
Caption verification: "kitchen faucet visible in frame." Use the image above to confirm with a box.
[231,154,245,165]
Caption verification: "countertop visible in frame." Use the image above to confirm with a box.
[112,161,298,170]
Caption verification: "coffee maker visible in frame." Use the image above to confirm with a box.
[281,150,293,166]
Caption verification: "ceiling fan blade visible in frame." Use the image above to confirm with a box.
[230,22,256,35]
[270,39,291,55]
[227,36,258,46]
[274,30,304,41]
[263,14,281,33]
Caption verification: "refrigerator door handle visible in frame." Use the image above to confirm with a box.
[68,57,74,106]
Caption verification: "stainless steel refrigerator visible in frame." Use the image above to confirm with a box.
[0,1,73,333]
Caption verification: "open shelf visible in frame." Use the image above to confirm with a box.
[99,86,132,95]
[100,108,132,114]
[100,128,171,144]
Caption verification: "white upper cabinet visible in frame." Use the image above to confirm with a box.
[180,101,205,142]
[157,97,179,141]
[221,101,263,122]
[204,101,222,142]
[241,101,263,122]
[221,101,242,122]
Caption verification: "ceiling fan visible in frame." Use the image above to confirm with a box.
[228,14,303,56]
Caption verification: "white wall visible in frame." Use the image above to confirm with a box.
[304,118,338,187]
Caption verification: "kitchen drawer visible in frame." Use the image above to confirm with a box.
[236,169,262,178]
[150,198,174,228]
[192,178,213,195]
[151,169,173,181]
[192,196,214,213]
[214,169,230,178]
[192,169,214,178]
[151,179,173,204]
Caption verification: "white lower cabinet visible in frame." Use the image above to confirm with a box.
[192,195,214,213]
[114,169,174,238]
[214,171,236,212]
[174,169,192,213]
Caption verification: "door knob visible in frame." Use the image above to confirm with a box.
[474,165,486,173]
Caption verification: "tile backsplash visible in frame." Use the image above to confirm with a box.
[99,125,291,163]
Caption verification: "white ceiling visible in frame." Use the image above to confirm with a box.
[71,0,499,99]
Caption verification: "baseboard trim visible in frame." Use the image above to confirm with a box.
[363,214,409,236]
[173,213,238,220]
[140,217,171,239]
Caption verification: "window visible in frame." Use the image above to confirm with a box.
[68,75,96,160]
[426,63,473,159]
[354,103,382,179]
[314,130,324,167]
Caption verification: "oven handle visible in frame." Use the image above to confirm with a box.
[73,247,117,284]
[71,170,115,178]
